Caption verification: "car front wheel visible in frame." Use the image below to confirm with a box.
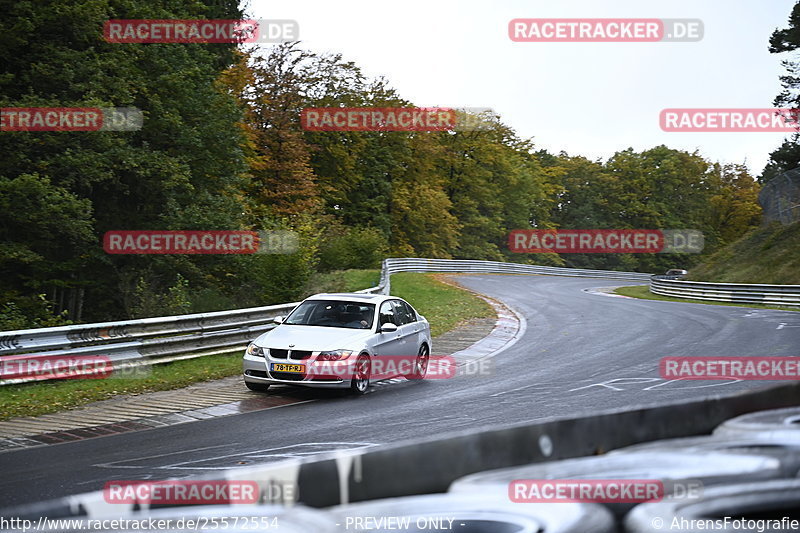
[350,354,371,395]
[406,344,429,380]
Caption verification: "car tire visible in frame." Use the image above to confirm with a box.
[449,450,783,517]
[350,354,371,395]
[245,381,271,392]
[624,479,800,533]
[405,344,429,380]
[609,435,800,477]
[713,407,800,442]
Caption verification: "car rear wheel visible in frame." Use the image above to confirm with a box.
[245,381,271,392]
[405,344,429,380]
[350,354,371,395]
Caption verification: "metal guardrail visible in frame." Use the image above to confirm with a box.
[649,277,800,308]
[650,274,686,281]
[383,258,652,282]
[0,258,652,384]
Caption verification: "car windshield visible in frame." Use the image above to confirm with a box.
[284,300,375,329]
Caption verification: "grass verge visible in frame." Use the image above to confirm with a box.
[0,350,243,420]
[0,271,493,420]
[614,284,799,312]
[390,272,494,337]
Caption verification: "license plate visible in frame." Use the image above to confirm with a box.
[271,363,305,373]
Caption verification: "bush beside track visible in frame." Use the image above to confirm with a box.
[687,221,800,285]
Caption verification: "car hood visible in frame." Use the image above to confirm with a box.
[254,324,373,351]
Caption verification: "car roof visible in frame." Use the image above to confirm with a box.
[304,293,397,304]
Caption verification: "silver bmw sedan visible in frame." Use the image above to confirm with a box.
[243,293,432,394]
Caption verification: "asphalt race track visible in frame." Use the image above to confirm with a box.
[2,274,799,507]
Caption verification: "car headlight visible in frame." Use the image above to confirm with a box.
[246,343,264,357]
[317,349,354,361]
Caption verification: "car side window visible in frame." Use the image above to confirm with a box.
[389,301,409,325]
[392,300,415,325]
[401,301,417,323]
[378,301,397,327]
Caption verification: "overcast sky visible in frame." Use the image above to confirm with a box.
[249,0,797,178]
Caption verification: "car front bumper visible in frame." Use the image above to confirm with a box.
[242,353,353,389]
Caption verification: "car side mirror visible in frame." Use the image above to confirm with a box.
[380,323,398,333]
[273,316,284,324]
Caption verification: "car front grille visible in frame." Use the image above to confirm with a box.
[245,370,268,378]
[270,371,305,381]
[268,348,312,360]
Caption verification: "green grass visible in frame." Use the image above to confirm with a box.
[688,221,800,285]
[304,269,498,335]
[614,284,799,312]
[0,271,494,419]
[303,269,380,296]
[390,272,494,337]
[342,269,381,291]
[0,350,244,420]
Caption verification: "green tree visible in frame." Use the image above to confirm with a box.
[761,0,800,181]
[0,0,249,323]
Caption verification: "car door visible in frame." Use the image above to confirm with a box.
[392,300,421,355]
[372,300,405,360]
